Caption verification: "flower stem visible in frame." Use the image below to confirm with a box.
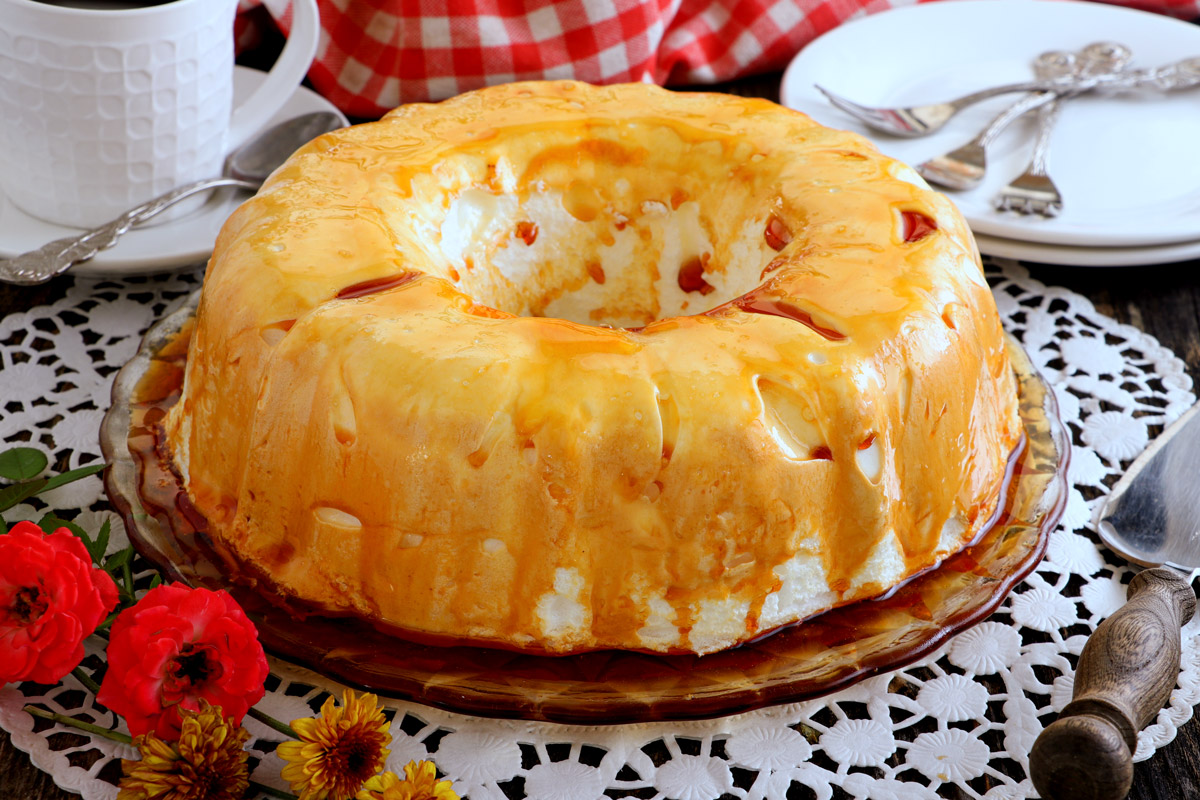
[23,705,133,745]
[26,706,300,800]
[246,706,299,739]
[72,666,102,695]
[250,781,298,800]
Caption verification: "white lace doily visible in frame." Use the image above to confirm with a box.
[1,259,1196,800]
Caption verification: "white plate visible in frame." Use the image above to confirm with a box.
[976,230,1200,266]
[781,0,1200,249]
[0,67,348,278]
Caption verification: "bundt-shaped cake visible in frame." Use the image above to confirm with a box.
[164,81,1021,655]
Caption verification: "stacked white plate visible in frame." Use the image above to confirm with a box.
[780,0,1200,267]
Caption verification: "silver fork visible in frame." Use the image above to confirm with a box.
[815,55,1200,138]
[814,79,1062,138]
[994,42,1133,217]
[915,88,1059,190]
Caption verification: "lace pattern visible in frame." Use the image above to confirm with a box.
[1,259,1196,800]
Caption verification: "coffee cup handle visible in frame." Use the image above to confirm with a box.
[226,0,321,151]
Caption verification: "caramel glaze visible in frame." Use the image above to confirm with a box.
[165,81,1021,654]
[129,343,1027,661]
[729,291,848,341]
[336,272,421,299]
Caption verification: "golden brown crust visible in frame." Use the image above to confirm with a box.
[166,81,1020,654]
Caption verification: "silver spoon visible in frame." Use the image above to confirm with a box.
[0,111,345,285]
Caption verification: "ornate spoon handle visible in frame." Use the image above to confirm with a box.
[936,55,1200,112]
[0,176,257,285]
[1115,56,1200,91]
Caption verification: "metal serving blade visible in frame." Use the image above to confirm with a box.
[1096,401,1200,571]
[1031,401,1200,800]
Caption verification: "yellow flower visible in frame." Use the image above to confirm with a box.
[356,760,459,800]
[278,689,392,800]
[117,701,250,800]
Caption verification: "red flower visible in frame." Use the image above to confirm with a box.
[98,583,268,740]
[1,520,119,684]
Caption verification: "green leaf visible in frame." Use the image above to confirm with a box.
[96,519,111,561]
[40,463,107,493]
[0,478,47,514]
[104,547,133,572]
[39,513,105,562]
[38,513,86,537]
[103,545,138,599]
[148,573,162,590]
[0,447,48,482]
[122,557,135,598]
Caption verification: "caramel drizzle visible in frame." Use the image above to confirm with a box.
[336,272,421,300]
[901,211,938,243]
[733,294,846,341]
[764,214,792,251]
[677,255,714,296]
[515,220,538,245]
[810,445,833,461]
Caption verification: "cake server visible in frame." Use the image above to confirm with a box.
[0,111,344,286]
[1029,402,1200,800]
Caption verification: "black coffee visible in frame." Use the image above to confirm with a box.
[29,0,181,9]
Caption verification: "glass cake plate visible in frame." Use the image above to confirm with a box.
[101,291,1070,724]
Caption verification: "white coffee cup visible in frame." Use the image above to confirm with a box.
[0,0,319,228]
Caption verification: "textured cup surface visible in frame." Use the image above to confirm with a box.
[0,0,318,229]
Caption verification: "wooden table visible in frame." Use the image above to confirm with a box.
[3,72,1200,800]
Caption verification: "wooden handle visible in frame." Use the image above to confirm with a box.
[1030,568,1195,800]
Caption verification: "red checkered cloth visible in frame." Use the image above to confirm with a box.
[237,0,1200,119]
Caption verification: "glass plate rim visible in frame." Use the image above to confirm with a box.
[101,290,1071,724]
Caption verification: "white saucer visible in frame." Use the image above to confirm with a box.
[976,230,1200,267]
[0,67,348,278]
[781,0,1200,249]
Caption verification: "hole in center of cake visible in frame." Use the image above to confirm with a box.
[429,139,792,328]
